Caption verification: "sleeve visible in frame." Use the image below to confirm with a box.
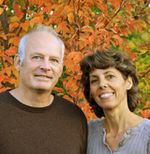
[144,119,150,154]
[82,116,88,154]
[148,140,150,154]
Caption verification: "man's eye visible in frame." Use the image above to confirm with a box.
[50,58,59,63]
[32,56,42,60]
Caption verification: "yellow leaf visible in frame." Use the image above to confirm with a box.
[0,34,7,40]
[67,12,74,24]
[10,16,19,22]
[20,21,30,32]
[9,37,20,46]
[0,7,4,15]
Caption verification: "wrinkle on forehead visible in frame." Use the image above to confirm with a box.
[25,31,62,57]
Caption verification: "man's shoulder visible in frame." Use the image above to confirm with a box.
[54,95,78,108]
[54,95,86,118]
[0,90,13,112]
[0,90,10,101]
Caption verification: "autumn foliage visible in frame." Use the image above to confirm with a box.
[0,0,150,120]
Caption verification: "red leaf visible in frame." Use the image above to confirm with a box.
[140,109,150,119]
[5,47,17,56]
[13,4,24,20]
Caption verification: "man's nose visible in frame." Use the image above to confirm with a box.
[39,60,52,71]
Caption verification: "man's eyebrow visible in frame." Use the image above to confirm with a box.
[30,52,43,56]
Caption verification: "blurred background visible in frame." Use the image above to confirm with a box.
[0,0,149,119]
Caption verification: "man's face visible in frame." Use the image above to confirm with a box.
[16,31,63,92]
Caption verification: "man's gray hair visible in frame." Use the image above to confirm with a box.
[18,24,65,64]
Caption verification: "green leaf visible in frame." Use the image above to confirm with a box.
[92,6,101,15]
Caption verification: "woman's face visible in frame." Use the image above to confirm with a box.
[89,67,132,111]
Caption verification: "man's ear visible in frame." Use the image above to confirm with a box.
[126,76,133,90]
[58,65,63,78]
[14,54,21,71]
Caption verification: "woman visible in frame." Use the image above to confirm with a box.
[80,50,150,154]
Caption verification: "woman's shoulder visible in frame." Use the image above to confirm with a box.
[88,118,104,139]
[88,118,104,131]
[141,119,150,137]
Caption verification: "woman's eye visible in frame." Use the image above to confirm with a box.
[90,80,98,84]
[106,74,115,79]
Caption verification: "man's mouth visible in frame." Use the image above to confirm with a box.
[34,75,53,79]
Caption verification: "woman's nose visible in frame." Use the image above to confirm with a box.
[99,80,108,89]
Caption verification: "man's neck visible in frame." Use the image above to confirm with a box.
[10,88,54,108]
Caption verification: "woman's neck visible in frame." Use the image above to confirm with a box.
[103,110,143,135]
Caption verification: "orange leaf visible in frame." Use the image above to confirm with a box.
[3,75,10,81]
[140,109,150,119]
[8,78,18,85]
[67,12,74,24]
[65,51,83,63]
[112,35,123,46]
[29,0,46,7]
[63,77,79,92]
[0,76,4,82]
[126,50,137,61]
[53,87,63,93]
[30,16,43,27]
[0,87,11,93]
[109,0,122,9]
[0,0,4,5]
[0,52,4,56]
[63,95,73,102]
[145,102,150,107]
[5,47,17,56]
[9,22,20,32]
[3,55,13,64]
[2,67,12,76]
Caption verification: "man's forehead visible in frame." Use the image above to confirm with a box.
[26,31,55,41]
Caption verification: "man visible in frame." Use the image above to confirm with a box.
[0,24,87,154]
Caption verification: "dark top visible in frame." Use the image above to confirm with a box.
[0,91,87,154]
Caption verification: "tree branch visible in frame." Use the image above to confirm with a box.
[104,0,127,28]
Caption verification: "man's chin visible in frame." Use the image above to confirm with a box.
[33,87,51,93]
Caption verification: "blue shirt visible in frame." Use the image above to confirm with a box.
[87,118,150,154]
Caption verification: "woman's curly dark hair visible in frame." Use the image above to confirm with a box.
[80,50,139,118]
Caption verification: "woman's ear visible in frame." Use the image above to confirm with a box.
[126,76,133,90]
[14,54,21,71]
